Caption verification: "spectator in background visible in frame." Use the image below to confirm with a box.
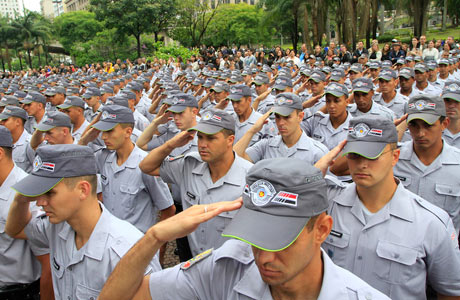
[324,49,335,67]
[447,35,458,49]
[313,45,324,59]
[369,42,382,62]
[389,40,406,64]
[339,44,352,63]
[299,43,308,63]
[352,41,368,63]
[422,40,439,61]
[381,43,391,61]
[441,42,451,58]
[419,35,427,52]
[408,37,422,56]
[435,39,443,51]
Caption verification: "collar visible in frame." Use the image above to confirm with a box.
[0,165,26,200]
[191,153,247,186]
[399,140,460,165]
[106,144,142,169]
[233,263,271,299]
[14,129,30,146]
[317,249,352,299]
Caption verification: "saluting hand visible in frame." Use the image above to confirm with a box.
[166,130,196,149]
[250,109,272,134]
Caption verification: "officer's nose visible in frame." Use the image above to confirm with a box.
[253,248,276,265]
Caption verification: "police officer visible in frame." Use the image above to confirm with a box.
[139,108,253,256]
[82,87,103,122]
[57,96,90,143]
[44,86,66,112]
[321,116,460,299]
[373,69,408,118]
[394,95,460,235]
[20,92,46,134]
[0,106,32,172]
[0,126,53,300]
[443,81,460,148]
[5,144,161,299]
[29,111,74,150]
[79,105,175,234]
[98,158,390,300]
[251,73,275,114]
[413,63,442,96]
[235,92,328,164]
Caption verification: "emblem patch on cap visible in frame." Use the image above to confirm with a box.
[33,156,55,172]
[33,156,43,172]
[202,112,213,121]
[355,81,366,87]
[271,191,298,207]
[101,111,116,120]
[249,179,276,206]
[351,123,370,138]
[448,83,459,92]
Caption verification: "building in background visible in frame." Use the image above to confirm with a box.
[64,0,89,12]
[40,0,64,19]
[0,0,25,18]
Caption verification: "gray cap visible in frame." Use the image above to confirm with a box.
[121,90,136,101]
[210,81,230,93]
[330,69,345,82]
[443,81,460,102]
[12,145,97,197]
[350,64,363,73]
[381,60,393,69]
[272,92,303,116]
[66,87,80,95]
[92,105,134,131]
[352,77,374,93]
[227,84,252,101]
[0,125,13,147]
[13,91,27,99]
[229,74,244,83]
[203,78,217,88]
[308,71,326,83]
[188,108,235,134]
[325,82,348,98]
[57,96,85,110]
[82,87,101,98]
[273,76,293,90]
[407,94,446,125]
[166,94,198,113]
[45,86,66,96]
[438,58,450,66]
[126,82,143,91]
[399,67,415,79]
[378,69,397,81]
[342,116,398,159]
[36,111,72,131]
[406,56,414,62]
[192,77,205,86]
[414,63,427,73]
[0,106,28,121]
[100,85,114,94]
[21,92,46,105]
[105,95,130,108]
[252,73,269,85]
[426,61,438,70]
[369,62,381,69]
[0,95,20,107]
[396,58,406,65]
[222,158,328,251]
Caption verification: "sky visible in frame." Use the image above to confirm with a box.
[23,0,41,12]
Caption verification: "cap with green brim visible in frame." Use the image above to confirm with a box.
[35,111,72,132]
[352,77,373,93]
[12,144,97,197]
[378,69,397,81]
[0,96,20,107]
[222,158,328,252]
[20,92,46,105]
[227,84,252,101]
[325,82,348,98]
[442,82,460,102]
[188,108,235,135]
[166,94,198,113]
[273,76,293,90]
[57,96,85,110]
[0,106,28,121]
[252,74,269,85]
[210,81,230,93]
[407,94,446,125]
[92,105,134,131]
[342,116,398,159]
[308,71,326,83]
[271,92,303,117]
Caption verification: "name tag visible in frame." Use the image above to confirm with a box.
[53,257,60,271]
[101,174,108,184]
[187,191,196,199]
[330,230,343,238]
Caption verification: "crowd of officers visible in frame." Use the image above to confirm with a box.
[0,44,460,300]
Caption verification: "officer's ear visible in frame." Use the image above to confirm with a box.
[313,213,333,245]
[441,116,450,131]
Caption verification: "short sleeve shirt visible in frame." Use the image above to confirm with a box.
[12,129,32,172]
[302,112,352,150]
[347,101,396,121]
[373,92,408,118]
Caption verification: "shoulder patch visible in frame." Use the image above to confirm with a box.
[166,154,184,162]
[180,248,213,270]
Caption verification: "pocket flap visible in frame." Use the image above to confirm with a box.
[76,283,100,300]
[376,240,418,266]
[119,185,140,195]
[324,231,350,249]
[218,210,238,219]
[435,184,460,197]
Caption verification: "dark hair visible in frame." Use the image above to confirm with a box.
[1,146,12,159]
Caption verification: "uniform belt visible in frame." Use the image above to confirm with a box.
[0,279,40,300]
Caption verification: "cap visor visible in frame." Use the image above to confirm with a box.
[35,123,55,131]
[252,81,264,86]
[20,100,33,104]
[353,88,371,93]
[398,75,412,79]
[378,76,391,81]
[57,104,72,109]
[407,113,440,125]
[342,141,387,159]
[309,78,321,83]
[227,95,242,101]
[271,106,294,117]
[166,105,187,113]
[210,88,224,93]
[45,92,56,96]
[82,94,92,99]
[273,85,287,90]
[222,205,308,252]
[12,175,63,197]
[330,77,341,82]
[188,123,223,135]
[325,91,345,98]
[92,121,118,131]
[442,93,460,102]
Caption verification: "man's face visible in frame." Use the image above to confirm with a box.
[0,116,20,133]
[49,93,65,106]
[447,37,454,45]
[347,144,399,189]
[357,42,364,49]
[420,36,426,44]
[378,78,397,94]
[59,107,82,125]
[408,119,447,150]
[444,98,460,120]
[274,110,303,138]
[325,94,347,118]
[214,91,228,102]
[255,84,268,95]
[36,181,80,224]
[196,131,234,163]
[349,71,362,82]
[427,69,438,80]
[399,76,414,90]
[101,93,113,103]
[101,124,131,150]
[44,127,69,145]
[370,68,380,78]
[171,107,196,131]
[308,80,324,95]
[414,71,427,84]
[231,97,251,117]
[353,91,373,112]
[84,96,100,108]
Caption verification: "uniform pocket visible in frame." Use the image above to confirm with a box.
[76,283,100,300]
[323,231,350,266]
[374,240,418,283]
[216,210,237,232]
[435,183,460,214]
[119,184,141,209]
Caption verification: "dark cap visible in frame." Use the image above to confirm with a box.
[378,69,397,81]
[21,92,46,105]
[166,94,198,113]
[0,125,13,147]
[330,69,345,82]
[227,84,252,101]
[273,76,293,90]
[343,116,398,159]
[0,106,28,121]
[0,95,20,107]
[222,158,328,251]
[272,93,303,116]
[36,111,72,131]
[325,82,348,98]
[407,94,446,125]
[252,73,269,85]
[82,87,101,98]
[57,96,85,110]
[352,77,374,93]
[399,67,415,79]
[414,63,427,73]
[309,71,326,83]
[210,81,230,93]
[92,105,134,131]
[12,145,97,197]
[188,108,235,134]
[442,81,460,102]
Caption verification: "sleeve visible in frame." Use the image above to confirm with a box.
[301,115,315,137]
[146,133,170,151]
[24,213,51,250]
[142,174,174,211]
[159,155,186,185]
[425,216,460,296]
[27,205,50,256]
[246,138,268,163]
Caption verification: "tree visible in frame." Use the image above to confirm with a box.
[436,0,460,27]
[408,0,430,37]
[90,0,177,58]
[53,11,103,51]
[0,16,16,71]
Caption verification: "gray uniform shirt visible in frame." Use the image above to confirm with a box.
[347,101,396,121]
[95,145,174,233]
[25,203,160,300]
[148,239,390,300]
[373,92,408,118]
[234,110,276,146]
[323,182,460,299]
[72,119,89,143]
[13,129,32,172]
[302,112,352,150]
[255,93,276,115]
[394,140,460,233]
[443,129,460,149]
[246,131,328,164]
[160,152,253,255]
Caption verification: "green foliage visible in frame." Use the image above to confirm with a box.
[53,11,103,51]
[202,3,273,46]
[149,42,199,61]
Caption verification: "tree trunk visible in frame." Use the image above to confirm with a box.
[442,0,447,31]
[371,0,378,39]
[135,34,141,58]
[303,4,313,52]
[27,49,32,68]
[37,50,42,67]
[1,53,5,72]
[16,49,23,70]
[5,44,12,71]
[358,0,370,41]
[154,32,159,42]
[411,0,430,37]
[379,4,385,35]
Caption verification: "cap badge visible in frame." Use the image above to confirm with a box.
[448,83,459,92]
[355,81,366,87]
[33,156,42,172]
[101,111,116,120]
[249,179,276,207]
[202,112,213,121]
[351,123,370,138]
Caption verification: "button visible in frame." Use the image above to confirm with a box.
[116,240,121,245]
[329,238,334,242]
[357,255,362,260]
[68,297,71,300]
[394,253,400,259]
[365,292,372,300]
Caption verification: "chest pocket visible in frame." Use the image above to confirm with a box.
[435,183,460,214]
[216,210,238,232]
[323,231,350,266]
[119,184,143,209]
[0,220,5,234]
[184,191,199,206]
[76,283,100,300]
[374,240,419,284]
[395,175,411,188]
[52,256,65,279]
[312,133,325,143]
